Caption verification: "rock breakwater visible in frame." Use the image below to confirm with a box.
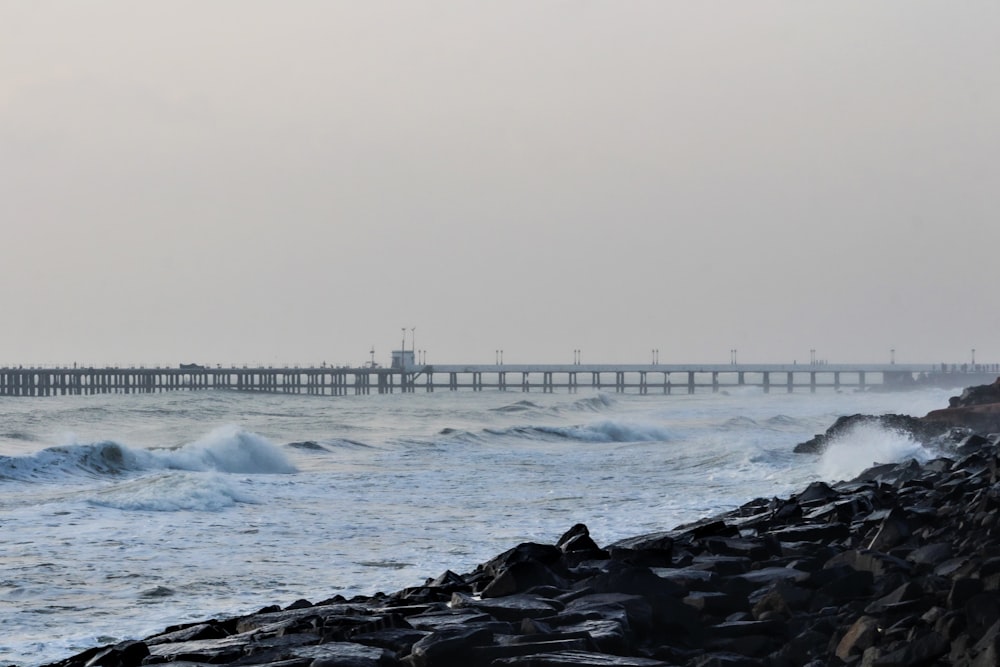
[42,382,1000,667]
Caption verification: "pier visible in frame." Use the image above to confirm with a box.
[0,363,993,397]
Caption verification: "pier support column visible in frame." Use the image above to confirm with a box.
[787,372,794,393]
[763,372,770,393]
[687,371,695,394]
[711,372,719,393]
[810,371,817,393]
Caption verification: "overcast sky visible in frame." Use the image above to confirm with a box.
[2,2,998,367]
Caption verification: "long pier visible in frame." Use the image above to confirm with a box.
[0,363,993,397]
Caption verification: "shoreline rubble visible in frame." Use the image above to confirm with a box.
[41,380,1000,667]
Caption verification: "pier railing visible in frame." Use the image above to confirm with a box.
[0,363,994,397]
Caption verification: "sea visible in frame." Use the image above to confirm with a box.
[0,384,964,665]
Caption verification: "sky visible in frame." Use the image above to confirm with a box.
[1,1,998,368]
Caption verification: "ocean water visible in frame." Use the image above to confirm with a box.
[0,385,961,665]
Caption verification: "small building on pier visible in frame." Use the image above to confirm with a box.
[390,350,415,370]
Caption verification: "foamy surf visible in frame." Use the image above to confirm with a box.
[88,472,258,512]
[0,426,296,484]
[155,426,297,474]
[817,421,938,482]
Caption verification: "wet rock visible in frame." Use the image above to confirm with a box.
[145,635,252,664]
[557,523,606,558]
[81,641,149,667]
[965,593,1000,641]
[450,592,562,622]
[292,642,395,667]
[867,511,913,551]
[403,626,493,666]
[950,378,1000,408]
[479,560,569,598]
[749,581,811,619]
[869,630,948,666]
[347,628,430,658]
[835,615,880,661]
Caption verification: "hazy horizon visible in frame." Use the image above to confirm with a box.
[3,2,998,368]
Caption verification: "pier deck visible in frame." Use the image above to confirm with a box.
[0,363,991,397]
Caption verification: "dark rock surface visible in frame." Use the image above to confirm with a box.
[43,381,1000,667]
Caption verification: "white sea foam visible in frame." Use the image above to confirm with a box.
[88,472,258,512]
[817,421,936,482]
[152,426,297,474]
[0,426,295,484]
[0,441,144,482]
[559,419,672,443]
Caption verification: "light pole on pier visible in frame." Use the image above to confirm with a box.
[810,349,816,365]
[400,328,406,370]
[890,349,895,365]
[972,349,976,366]
[730,349,737,365]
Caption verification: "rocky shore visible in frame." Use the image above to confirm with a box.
[42,381,1000,667]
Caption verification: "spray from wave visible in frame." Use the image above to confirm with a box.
[817,422,937,482]
[0,426,296,483]
[154,426,297,474]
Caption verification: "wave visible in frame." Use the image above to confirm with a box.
[285,438,373,452]
[0,430,37,442]
[764,414,802,428]
[722,416,759,429]
[568,394,615,412]
[490,400,544,413]
[485,419,671,444]
[816,421,938,482]
[0,441,145,482]
[0,426,297,483]
[87,472,259,512]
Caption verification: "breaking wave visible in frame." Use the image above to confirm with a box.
[816,421,938,482]
[569,394,616,412]
[486,419,671,443]
[490,400,544,413]
[87,472,259,512]
[0,425,296,483]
